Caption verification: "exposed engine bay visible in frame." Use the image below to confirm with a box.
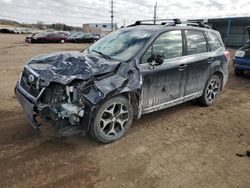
[38,84,84,126]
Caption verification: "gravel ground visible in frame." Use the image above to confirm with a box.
[0,34,249,188]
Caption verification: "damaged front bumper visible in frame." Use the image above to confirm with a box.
[15,83,88,131]
[15,86,40,129]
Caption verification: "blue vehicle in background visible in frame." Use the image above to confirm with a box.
[233,26,250,76]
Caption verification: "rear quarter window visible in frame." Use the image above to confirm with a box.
[185,30,207,55]
[206,32,222,51]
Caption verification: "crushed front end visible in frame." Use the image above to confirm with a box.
[15,65,88,135]
[15,50,142,137]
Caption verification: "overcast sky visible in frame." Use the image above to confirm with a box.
[0,0,250,27]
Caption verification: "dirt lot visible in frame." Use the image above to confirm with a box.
[0,34,249,188]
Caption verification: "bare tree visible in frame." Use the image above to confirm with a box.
[36,21,44,30]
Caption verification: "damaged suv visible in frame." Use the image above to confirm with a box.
[15,19,229,143]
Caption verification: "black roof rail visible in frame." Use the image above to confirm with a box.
[127,19,211,29]
[181,20,211,29]
[127,18,181,27]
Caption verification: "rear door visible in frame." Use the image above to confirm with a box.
[140,30,186,113]
[47,33,58,42]
[182,29,211,97]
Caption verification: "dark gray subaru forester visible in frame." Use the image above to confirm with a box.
[15,19,229,143]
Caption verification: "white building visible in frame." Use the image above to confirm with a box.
[83,23,118,32]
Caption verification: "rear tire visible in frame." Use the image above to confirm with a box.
[198,75,221,106]
[235,68,244,76]
[90,96,133,143]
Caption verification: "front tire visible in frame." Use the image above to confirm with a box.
[90,96,133,143]
[199,75,221,106]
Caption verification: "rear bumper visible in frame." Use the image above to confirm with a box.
[15,86,40,129]
[233,58,250,70]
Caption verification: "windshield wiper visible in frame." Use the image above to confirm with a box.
[92,50,111,60]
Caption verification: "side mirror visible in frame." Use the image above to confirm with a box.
[154,54,164,65]
[147,54,164,68]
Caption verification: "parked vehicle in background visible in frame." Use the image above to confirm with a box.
[0,28,33,34]
[26,32,68,43]
[25,33,35,43]
[0,28,16,33]
[68,33,99,43]
[57,31,70,36]
[233,26,250,76]
[86,33,99,42]
[25,31,99,44]
[67,32,85,42]
[15,19,229,143]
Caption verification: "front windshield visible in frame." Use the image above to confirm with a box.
[87,29,153,61]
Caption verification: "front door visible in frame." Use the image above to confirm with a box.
[139,30,186,114]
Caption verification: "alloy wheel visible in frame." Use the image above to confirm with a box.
[99,103,129,137]
[206,78,220,102]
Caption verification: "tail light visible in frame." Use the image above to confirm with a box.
[224,51,231,62]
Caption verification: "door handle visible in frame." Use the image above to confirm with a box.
[208,57,214,63]
[178,64,187,71]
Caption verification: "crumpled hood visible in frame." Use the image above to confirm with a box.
[26,51,120,85]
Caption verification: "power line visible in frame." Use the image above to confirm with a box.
[153,2,158,24]
[110,0,114,31]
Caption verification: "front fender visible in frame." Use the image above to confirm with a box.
[79,61,142,132]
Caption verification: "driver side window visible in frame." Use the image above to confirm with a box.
[141,30,183,64]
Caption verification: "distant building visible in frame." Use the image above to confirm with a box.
[83,23,118,33]
[189,17,250,47]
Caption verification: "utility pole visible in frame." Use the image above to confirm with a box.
[110,0,114,31]
[153,2,157,24]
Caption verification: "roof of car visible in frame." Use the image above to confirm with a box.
[126,24,166,31]
[125,19,213,33]
[123,24,214,34]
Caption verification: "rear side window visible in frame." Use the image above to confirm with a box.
[206,32,222,51]
[185,30,207,55]
[47,33,55,37]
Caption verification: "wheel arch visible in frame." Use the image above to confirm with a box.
[211,71,224,90]
[84,90,141,133]
[118,91,140,118]
[101,90,141,118]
